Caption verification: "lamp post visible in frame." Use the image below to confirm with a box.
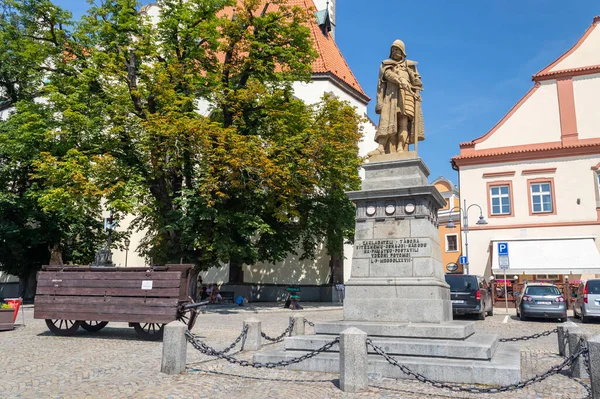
[124,238,130,268]
[446,200,488,275]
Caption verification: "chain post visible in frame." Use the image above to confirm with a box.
[587,335,600,399]
[243,318,262,351]
[290,314,305,336]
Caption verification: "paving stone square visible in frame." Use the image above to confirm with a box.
[1,304,598,398]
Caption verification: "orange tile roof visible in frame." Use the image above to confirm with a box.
[224,0,368,100]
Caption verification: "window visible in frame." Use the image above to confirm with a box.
[490,185,511,215]
[445,234,458,252]
[530,182,553,213]
[597,173,600,198]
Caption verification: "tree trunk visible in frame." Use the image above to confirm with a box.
[228,259,244,284]
[19,268,38,302]
[330,254,344,284]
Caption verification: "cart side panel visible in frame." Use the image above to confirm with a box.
[34,268,186,323]
[166,264,194,301]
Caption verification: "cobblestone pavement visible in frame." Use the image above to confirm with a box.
[0,305,598,398]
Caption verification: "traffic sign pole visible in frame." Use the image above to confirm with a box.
[504,269,508,315]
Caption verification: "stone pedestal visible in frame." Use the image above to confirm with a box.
[254,157,520,385]
[344,158,451,323]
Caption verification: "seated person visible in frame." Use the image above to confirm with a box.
[210,284,222,303]
[206,285,213,302]
[199,286,208,301]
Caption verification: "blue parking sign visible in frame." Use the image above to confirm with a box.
[498,242,509,256]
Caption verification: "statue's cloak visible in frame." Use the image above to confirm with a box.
[374,59,424,144]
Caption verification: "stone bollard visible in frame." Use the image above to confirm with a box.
[557,321,578,357]
[568,330,592,378]
[587,335,600,399]
[339,327,368,393]
[290,314,305,336]
[243,318,262,351]
[161,321,187,375]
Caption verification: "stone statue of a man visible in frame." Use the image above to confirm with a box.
[368,40,425,157]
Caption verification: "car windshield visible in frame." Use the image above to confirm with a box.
[587,280,600,295]
[525,286,560,296]
[445,276,477,291]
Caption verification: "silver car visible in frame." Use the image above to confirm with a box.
[515,283,567,322]
[573,279,600,323]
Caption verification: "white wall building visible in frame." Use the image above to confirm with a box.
[452,16,600,285]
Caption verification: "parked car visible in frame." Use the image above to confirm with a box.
[444,274,493,320]
[515,283,567,322]
[573,279,600,323]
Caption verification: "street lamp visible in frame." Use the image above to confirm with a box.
[446,199,488,275]
[124,238,130,268]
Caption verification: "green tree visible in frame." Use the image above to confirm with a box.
[0,0,113,296]
[2,0,364,289]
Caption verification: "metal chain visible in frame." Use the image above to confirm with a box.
[367,338,587,394]
[499,328,558,342]
[261,319,295,342]
[304,318,315,327]
[186,330,339,368]
[186,325,248,356]
[577,339,593,399]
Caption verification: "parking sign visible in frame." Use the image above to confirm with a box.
[497,242,509,256]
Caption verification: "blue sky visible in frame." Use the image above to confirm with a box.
[55,1,600,185]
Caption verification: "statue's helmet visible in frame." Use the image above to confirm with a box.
[390,39,406,57]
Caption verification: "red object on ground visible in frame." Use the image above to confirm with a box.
[4,298,21,322]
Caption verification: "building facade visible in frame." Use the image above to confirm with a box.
[432,177,463,274]
[452,16,600,286]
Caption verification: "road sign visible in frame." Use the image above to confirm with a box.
[446,263,458,272]
[499,256,510,269]
[498,242,509,256]
[459,256,468,265]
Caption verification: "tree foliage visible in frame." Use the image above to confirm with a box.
[0,0,364,276]
[0,0,108,284]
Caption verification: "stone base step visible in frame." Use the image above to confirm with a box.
[314,320,475,340]
[284,333,498,360]
[253,344,520,385]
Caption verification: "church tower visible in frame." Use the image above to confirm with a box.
[313,0,336,39]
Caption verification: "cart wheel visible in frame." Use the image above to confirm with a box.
[177,310,198,330]
[81,321,109,332]
[45,319,82,336]
[132,323,165,341]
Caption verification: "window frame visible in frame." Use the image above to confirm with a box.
[486,180,514,218]
[445,234,459,253]
[527,178,556,216]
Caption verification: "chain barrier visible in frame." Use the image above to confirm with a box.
[304,318,315,327]
[185,330,339,369]
[499,328,558,342]
[261,319,295,342]
[367,338,588,394]
[187,325,248,355]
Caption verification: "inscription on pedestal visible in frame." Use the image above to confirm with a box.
[355,239,428,264]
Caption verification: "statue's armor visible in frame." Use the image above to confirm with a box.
[385,62,415,118]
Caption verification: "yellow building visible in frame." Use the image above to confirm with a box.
[433,177,463,274]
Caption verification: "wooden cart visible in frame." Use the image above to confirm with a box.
[34,264,199,340]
